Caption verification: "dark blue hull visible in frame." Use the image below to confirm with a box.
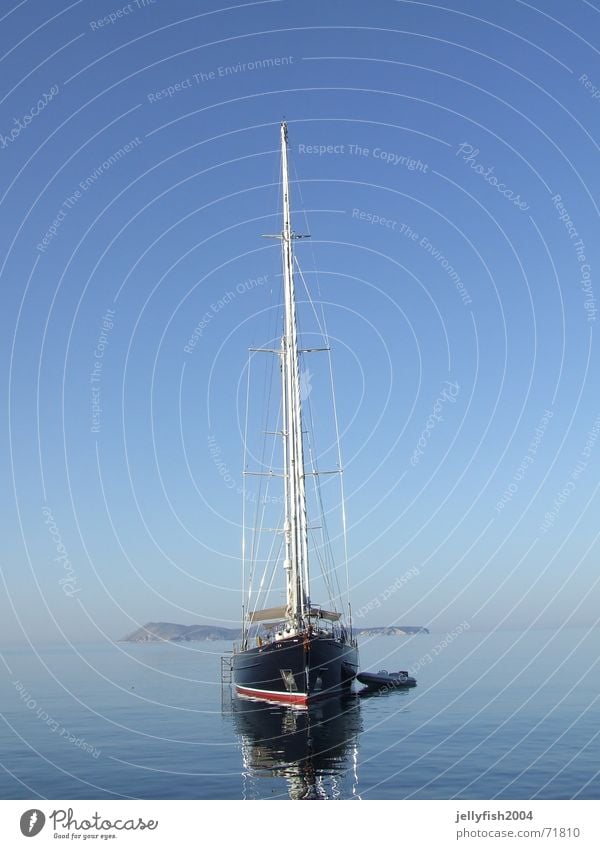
[233,634,359,705]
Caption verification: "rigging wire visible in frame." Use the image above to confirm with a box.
[245,132,287,621]
[248,408,284,620]
[294,254,352,622]
[241,349,251,635]
[289,152,353,625]
[303,374,344,611]
[246,324,281,613]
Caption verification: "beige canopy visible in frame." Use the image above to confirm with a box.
[247,606,341,623]
[247,606,287,623]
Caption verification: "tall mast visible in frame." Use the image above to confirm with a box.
[279,121,310,625]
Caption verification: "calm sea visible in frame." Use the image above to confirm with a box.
[1,627,598,800]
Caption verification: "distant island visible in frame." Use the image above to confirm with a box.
[120,622,429,643]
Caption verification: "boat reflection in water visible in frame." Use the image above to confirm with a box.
[231,694,362,799]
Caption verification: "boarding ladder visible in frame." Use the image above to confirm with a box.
[220,653,233,684]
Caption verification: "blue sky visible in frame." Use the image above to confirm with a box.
[2,0,600,643]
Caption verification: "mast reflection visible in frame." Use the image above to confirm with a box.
[231,695,362,799]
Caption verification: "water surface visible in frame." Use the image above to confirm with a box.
[0,627,597,799]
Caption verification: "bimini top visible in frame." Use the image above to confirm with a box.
[247,606,341,623]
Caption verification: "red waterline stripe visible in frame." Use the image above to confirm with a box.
[235,684,308,705]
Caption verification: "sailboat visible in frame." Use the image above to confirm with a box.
[232,122,359,706]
